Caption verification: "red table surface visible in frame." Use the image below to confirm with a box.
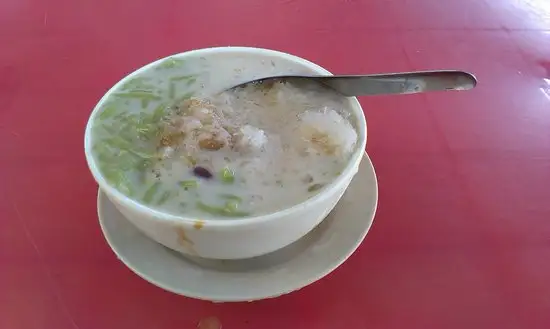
[2,0,550,328]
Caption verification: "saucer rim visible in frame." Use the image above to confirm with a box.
[97,152,378,302]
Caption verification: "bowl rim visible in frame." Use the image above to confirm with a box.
[84,46,367,228]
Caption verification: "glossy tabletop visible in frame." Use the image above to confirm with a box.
[1,0,550,328]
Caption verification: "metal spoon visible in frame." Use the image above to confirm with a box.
[228,70,476,96]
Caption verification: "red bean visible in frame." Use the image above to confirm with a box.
[193,166,213,179]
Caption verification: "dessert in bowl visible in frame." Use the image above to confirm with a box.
[84,47,366,259]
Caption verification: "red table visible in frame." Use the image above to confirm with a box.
[2,0,550,328]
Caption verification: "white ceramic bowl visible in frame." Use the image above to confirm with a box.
[84,47,367,260]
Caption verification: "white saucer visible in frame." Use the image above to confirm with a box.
[98,153,378,302]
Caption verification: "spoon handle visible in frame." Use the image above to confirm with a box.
[317,70,477,96]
